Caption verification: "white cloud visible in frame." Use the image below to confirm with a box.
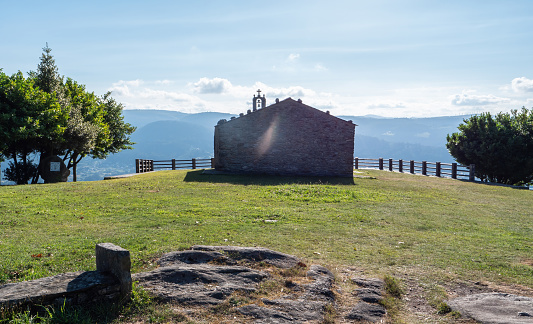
[367,102,406,109]
[108,79,143,96]
[314,63,328,71]
[450,90,510,106]
[108,79,207,112]
[287,53,300,61]
[266,85,317,98]
[108,78,524,118]
[192,77,232,94]
[511,77,533,93]
[222,81,319,100]
[416,132,431,138]
[382,131,394,136]
[155,80,173,85]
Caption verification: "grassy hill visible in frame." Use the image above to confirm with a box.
[2,169,533,322]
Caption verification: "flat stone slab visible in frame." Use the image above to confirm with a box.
[238,299,327,323]
[132,264,268,305]
[157,249,233,267]
[190,245,300,269]
[0,271,118,307]
[447,293,533,324]
[346,302,387,322]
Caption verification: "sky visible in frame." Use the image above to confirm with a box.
[2,0,533,118]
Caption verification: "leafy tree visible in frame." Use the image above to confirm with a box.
[1,45,135,184]
[36,45,135,182]
[0,70,68,184]
[95,92,136,158]
[59,80,135,181]
[60,78,103,181]
[446,108,533,185]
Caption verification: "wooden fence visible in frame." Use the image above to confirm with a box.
[136,158,214,173]
[135,157,475,181]
[354,157,475,181]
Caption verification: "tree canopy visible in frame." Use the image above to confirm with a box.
[0,45,135,184]
[446,108,533,185]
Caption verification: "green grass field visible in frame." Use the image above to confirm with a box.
[1,169,533,322]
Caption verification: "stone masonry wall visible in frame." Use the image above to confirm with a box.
[214,98,355,177]
[0,243,131,311]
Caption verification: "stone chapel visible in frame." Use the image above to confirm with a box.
[214,91,356,177]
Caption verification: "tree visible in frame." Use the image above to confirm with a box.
[60,81,135,181]
[0,70,68,184]
[31,43,63,95]
[1,45,135,184]
[446,108,533,185]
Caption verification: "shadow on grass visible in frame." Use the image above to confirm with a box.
[183,170,355,186]
[457,179,530,190]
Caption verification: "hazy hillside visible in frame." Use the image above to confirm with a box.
[2,110,467,182]
[341,115,469,148]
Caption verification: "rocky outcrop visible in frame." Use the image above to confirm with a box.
[134,246,387,323]
[346,277,387,322]
[132,264,268,305]
[447,293,533,324]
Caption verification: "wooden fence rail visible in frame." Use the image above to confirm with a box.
[354,157,475,181]
[136,158,214,173]
[135,157,475,182]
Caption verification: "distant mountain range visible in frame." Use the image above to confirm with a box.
[1,109,471,182]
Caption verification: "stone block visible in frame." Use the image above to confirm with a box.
[95,243,132,298]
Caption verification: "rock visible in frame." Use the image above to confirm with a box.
[447,293,533,324]
[158,250,233,267]
[132,264,268,305]
[346,302,387,322]
[306,265,334,281]
[303,265,335,301]
[190,245,300,269]
[235,264,336,322]
[237,304,294,323]
[133,246,341,322]
[355,288,383,303]
[238,298,327,323]
[130,246,390,322]
[352,277,384,290]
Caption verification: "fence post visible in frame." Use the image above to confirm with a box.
[436,162,441,177]
[422,161,427,175]
[452,163,457,179]
[211,158,215,168]
[354,157,359,170]
[469,164,475,181]
[388,158,393,171]
[192,158,197,170]
[136,159,140,173]
[172,159,176,170]
[410,160,415,174]
[398,159,403,173]
[379,158,383,170]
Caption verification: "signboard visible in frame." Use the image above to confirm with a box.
[50,162,61,172]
